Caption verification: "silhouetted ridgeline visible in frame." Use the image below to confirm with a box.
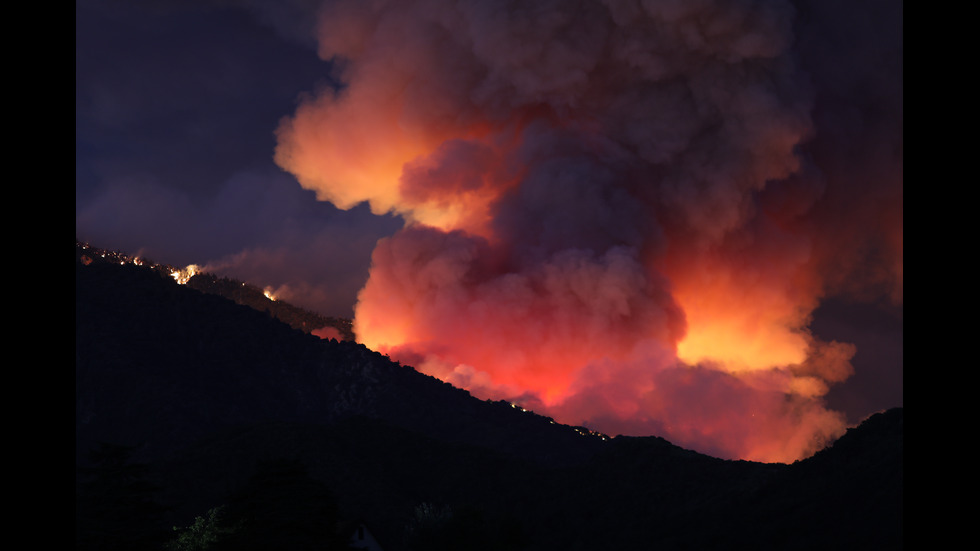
[184,271,355,340]
[75,241,902,550]
[76,240,354,340]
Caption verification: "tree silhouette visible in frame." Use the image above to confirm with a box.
[213,459,352,550]
[167,505,240,551]
[76,443,170,550]
[404,501,526,551]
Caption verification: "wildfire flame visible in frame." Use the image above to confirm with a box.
[170,264,199,285]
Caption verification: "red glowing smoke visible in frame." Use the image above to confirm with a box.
[274,0,902,462]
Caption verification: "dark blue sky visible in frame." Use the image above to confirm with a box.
[76,0,403,317]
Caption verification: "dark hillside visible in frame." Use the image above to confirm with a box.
[75,248,608,468]
[75,242,902,550]
[77,240,355,339]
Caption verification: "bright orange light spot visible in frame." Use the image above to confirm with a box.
[676,306,808,371]
[664,235,818,373]
[170,264,199,285]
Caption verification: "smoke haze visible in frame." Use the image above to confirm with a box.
[75,0,902,463]
[271,0,903,462]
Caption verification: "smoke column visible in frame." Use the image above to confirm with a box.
[274,0,902,462]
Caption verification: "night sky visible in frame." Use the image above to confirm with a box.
[76,0,404,318]
[76,0,902,462]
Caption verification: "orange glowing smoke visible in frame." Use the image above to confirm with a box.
[312,325,344,341]
[274,0,902,463]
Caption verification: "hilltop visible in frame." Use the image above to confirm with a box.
[75,241,902,550]
[77,240,355,340]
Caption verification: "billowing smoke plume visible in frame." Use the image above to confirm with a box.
[274,0,902,462]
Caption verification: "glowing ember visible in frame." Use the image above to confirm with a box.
[170,265,199,285]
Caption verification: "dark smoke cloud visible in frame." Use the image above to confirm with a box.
[273,0,902,462]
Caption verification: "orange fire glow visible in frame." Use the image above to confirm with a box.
[273,0,901,463]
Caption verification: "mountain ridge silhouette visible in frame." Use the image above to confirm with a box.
[75,240,902,550]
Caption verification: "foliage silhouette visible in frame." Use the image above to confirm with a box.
[405,501,527,551]
[211,459,353,551]
[76,443,170,550]
[167,506,240,551]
